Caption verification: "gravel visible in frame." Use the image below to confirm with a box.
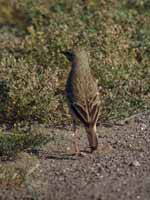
[0,112,150,200]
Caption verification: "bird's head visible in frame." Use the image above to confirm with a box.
[62,48,88,66]
[61,50,76,62]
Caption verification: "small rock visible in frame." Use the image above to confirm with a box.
[130,160,140,167]
[140,123,147,131]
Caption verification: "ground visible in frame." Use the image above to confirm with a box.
[0,111,150,200]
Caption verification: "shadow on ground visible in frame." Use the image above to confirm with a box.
[0,112,150,200]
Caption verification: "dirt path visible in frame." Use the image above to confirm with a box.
[0,112,150,200]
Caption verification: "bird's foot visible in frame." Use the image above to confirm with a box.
[75,151,87,157]
[66,147,86,157]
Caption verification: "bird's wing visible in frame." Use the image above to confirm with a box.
[70,102,89,126]
[87,92,100,125]
[70,92,100,126]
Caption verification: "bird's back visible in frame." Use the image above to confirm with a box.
[66,50,100,126]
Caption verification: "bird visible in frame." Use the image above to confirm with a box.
[62,48,100,155]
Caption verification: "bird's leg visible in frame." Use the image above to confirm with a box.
[72,119,81,156]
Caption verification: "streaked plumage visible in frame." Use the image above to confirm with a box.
[63,48,100,154]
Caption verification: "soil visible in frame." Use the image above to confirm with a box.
[0,112,150,200]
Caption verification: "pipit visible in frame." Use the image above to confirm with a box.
[62,48,100,155]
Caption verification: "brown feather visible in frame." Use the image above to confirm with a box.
[64,48,100,151]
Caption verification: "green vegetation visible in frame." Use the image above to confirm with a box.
[0,0,149,157]
[0,126,50,159]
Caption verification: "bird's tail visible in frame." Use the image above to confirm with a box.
[85,125,98,152]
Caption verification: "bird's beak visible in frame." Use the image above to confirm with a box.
[61,50,73,62]
[61,51,65,55]
[61,51,70,58]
